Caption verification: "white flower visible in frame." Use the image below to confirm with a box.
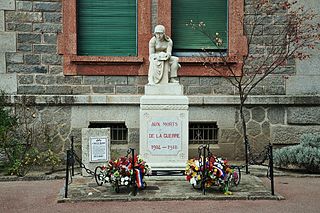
[195,160,200,168]
[190,177,197,185]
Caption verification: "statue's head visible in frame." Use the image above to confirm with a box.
[154,25,165,34]
[154,25,169,41]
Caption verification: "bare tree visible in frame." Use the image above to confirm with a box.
[187,0,320,172]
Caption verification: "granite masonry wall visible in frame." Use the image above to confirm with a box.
[1,0,293,96]
[0,0,319,160]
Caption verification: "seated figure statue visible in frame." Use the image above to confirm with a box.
[148,25,180,84]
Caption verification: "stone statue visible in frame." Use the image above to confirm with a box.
[148,25,180,85]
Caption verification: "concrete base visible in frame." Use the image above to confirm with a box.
[58,173,284,202]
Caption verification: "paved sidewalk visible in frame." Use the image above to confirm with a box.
[1,176,320,213]
[3,164,318,203]
[59,172,284,202]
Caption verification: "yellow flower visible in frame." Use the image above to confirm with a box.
[224,191,233,195]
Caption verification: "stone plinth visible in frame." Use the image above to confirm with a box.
[82,128,110,176]
[140,84,189,170]
[145,83,183,95]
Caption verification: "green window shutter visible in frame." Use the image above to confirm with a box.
[77,0,137,56]
[172,0,228,51]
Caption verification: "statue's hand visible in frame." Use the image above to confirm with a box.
[149,54,157,61]
[157,52,169,61]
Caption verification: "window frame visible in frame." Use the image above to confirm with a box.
[171,0,229,53]
[189,122,219,144]
[59,0,246,77]
[89,122,128,144]
[158,0,247,76]
[76,0,138,57]
[59,0,151,76]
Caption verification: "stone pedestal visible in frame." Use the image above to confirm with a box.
[140,84,189,170]
[82,128,110,176]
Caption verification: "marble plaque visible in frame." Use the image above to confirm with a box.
[90,137,109,162]
[147,117,182,155]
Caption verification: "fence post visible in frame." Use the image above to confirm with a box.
[71,136,74,176]
[64,150,71,198]
[202,145,207,195]
[245,136,250,174]
[131,148,137,196]
[269,143,275,195]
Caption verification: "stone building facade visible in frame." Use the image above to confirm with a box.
[0,0,319,160]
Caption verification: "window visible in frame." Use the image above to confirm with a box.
[158,0,247,76]
[89,122,128,144]
[189,122,219,144]
[172,0,228,56]
[77,0,137,56]
[59,0,151,75]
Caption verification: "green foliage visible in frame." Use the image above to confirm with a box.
[300,133,320,148]
[0,92,61,176]
[6,145,41,176]
[274,133,320,173]
[40,149,61,171]
[0,93,39,176]
[0,93,17,143]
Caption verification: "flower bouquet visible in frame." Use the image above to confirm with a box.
[94,155,151,193]
[185,155,240,194]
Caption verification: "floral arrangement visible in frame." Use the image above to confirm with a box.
[103,155,151,189]
[185,155,239,194]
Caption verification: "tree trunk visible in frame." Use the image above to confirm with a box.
[239,100,250,174]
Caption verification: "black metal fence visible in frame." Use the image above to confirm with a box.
[64,137,275,198]
[64,137,138,198]
[244,143,275,195]
[197,143,275,195]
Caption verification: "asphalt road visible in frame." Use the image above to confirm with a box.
[0,176,319,213]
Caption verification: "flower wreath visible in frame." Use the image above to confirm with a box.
[103,155,151,189]
[185,155,239,194]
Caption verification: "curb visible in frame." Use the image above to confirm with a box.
[0,173,66,182]
[57,193,284,203]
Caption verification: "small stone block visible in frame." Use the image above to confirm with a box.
[145,84,184,95]
[81,128,111,177]
[0,32,16,52]
[0,0,15,10]
[0,11,4,31]
[0,52,5,73]
[0,73,17,94]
